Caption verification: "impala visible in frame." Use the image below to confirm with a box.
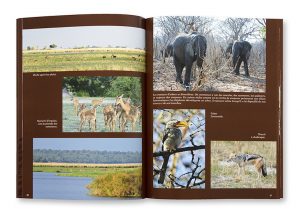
[71,97,79,116]
[103,104,117,132]
[91,98,104,108]
[78,105,98,132]
[115,95,141,132]
[122,105,141,132]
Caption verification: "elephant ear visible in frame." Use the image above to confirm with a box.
[190,34,199,56]
[192,34,206,58]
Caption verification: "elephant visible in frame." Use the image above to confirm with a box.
[227,41,252,77]
[172,32,207,90]
[160,44,173,63]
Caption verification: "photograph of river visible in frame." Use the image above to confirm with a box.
[33,138,142,200]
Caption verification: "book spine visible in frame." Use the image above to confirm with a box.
[279,19,283,198]
[16,18,24,198]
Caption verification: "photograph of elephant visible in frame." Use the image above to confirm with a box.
[62,76,142,133]
[23,26,145,72]
[211,141,276,189]
[153,17,266,92]
[33,138,142,199]
[153,109,205,189]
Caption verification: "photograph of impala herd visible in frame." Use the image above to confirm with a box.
[62,76,142,133]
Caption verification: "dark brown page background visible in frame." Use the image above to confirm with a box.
[16,14,147,198]
[145,18,283,199]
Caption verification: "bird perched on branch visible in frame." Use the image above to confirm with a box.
[162,120,189,151]
[158,120,189,184]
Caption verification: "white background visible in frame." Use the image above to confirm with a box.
[0,0,299,215]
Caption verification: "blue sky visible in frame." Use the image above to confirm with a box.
[33,138,142,152]
[23,26,145,49]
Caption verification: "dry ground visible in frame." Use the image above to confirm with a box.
[153,58,266,92]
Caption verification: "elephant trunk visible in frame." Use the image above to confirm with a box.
[232,52,239,68]
[196,57,204,68]
[195,36,207,69]
[196,46,205,68]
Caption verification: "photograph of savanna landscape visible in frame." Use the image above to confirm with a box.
[154,16,266,92]
[63,76,142,133]
[33,138,142,199]
[211,141,276,188]
[153,109,205,189]
[23,26,145,72]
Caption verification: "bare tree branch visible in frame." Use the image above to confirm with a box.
[155,145,205,185]
[256,18,266,27]
[219,18,260,41]
[158,154,170,184]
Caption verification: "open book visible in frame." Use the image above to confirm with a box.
[17,14,283,199]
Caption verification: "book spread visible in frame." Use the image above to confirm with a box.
[16,14,283,199]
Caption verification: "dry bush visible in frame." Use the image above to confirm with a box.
[87,169,142,197]
[153,39,266,92]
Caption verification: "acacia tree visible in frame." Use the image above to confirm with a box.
[156,16,214,37]
[256,18,266,41]
[219,18,260,42]
[154,16,214,58]
[49,44,57,48]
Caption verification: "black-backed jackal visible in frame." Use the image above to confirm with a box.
[227,153,267,180]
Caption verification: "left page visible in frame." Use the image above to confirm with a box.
[17,14,146,200]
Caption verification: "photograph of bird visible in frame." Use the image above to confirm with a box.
[158,120,189,184]
[153,109,205,188]
[162,120,189,151]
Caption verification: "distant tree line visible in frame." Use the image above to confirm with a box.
[33,149,142,164]
[63,76,142,105]
[25,44,145,51]
[26,44,58,50]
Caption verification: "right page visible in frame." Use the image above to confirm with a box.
[146,16,283,199]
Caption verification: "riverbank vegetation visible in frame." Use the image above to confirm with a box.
[63,76,142,105]
[33,162,142,197]
[87,169,142,197]
[33,162,141,178]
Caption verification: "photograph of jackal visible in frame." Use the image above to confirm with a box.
[227,153,267,180]
[211,141,276,188]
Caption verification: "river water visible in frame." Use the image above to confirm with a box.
[33,172,103,200]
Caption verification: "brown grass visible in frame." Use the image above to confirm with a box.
[153,45,266,92]
[87,169,142,197]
